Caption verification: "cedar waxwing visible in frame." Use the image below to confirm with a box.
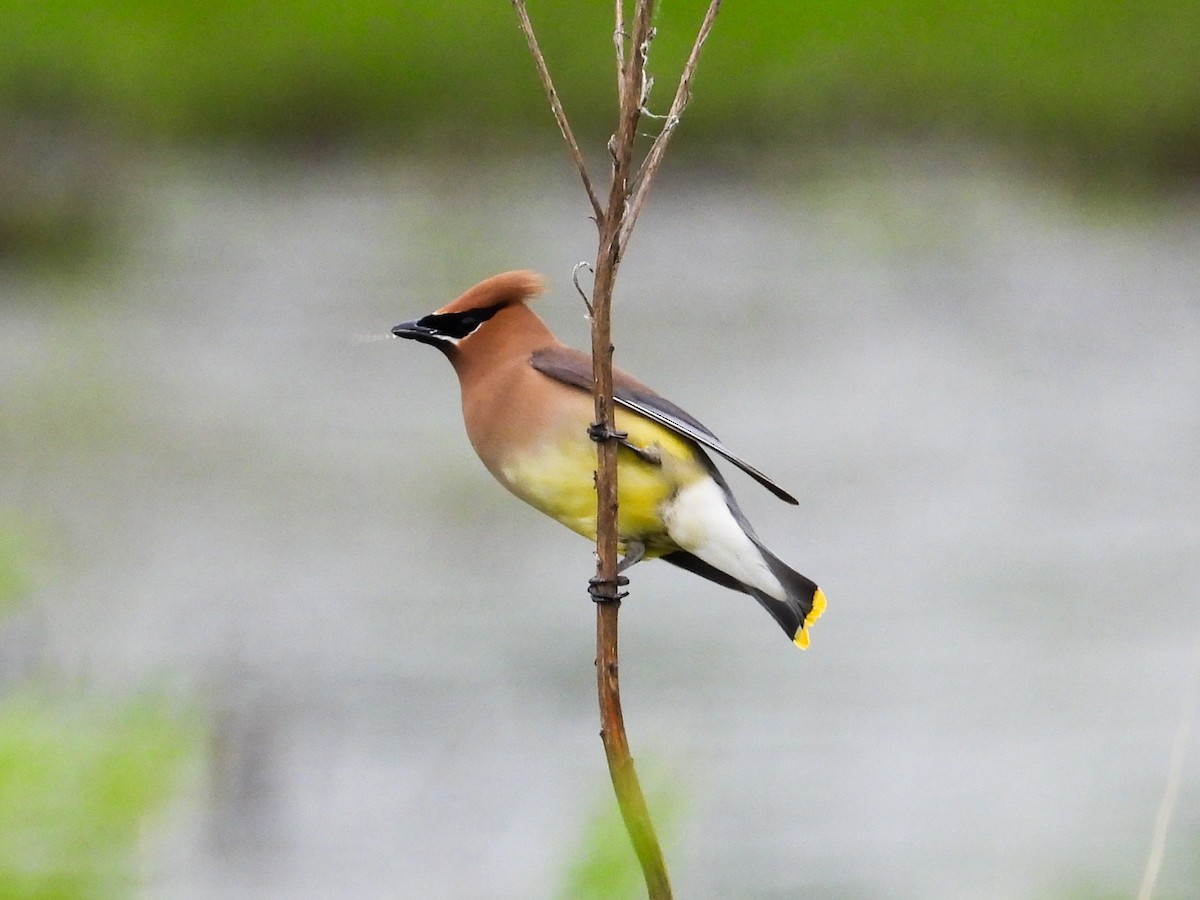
[392,271,826,648]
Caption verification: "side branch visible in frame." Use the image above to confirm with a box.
[620,0,722,248]
[511,0,605,221]
[613,0,626,95]
[1137,627,1200,900]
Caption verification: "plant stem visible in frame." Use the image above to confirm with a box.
[588,5,671,896]
[510,2,721,895]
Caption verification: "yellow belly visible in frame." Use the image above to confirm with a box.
[497,408,705,555]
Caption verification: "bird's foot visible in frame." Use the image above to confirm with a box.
[617,541,646,573]
[626,442,661,465]
[588,574,630,603]
[587,422,661,466]
[587,422,628,444]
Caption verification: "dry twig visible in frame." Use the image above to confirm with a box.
[510,1,603,220]
[1136,627,1200,900]
[621,1,722,248]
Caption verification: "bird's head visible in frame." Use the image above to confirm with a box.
[392,270,545,355]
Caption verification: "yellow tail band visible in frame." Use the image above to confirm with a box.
[792,587,827,650]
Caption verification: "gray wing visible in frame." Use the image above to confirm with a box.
[530,346,799,505]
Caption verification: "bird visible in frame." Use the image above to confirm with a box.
[391,270,825,648]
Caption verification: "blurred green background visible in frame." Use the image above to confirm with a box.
[0,519,197,898]
[2,2,1199,898]
[2,0,1198,167]
[3,0,1200,257]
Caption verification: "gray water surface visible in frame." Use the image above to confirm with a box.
[2,152,1198,898]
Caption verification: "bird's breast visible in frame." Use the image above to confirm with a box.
[496,407,705,552]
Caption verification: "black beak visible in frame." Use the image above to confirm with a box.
[391,319,441,346]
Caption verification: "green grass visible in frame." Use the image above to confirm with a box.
[0,692,198,900]
[558,772,683,900]
[1,0,1198,176]
[0,514,200,898]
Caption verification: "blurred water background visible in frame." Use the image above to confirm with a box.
[2,2,1200,898]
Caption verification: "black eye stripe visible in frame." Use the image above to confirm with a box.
[418,304,504,340]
